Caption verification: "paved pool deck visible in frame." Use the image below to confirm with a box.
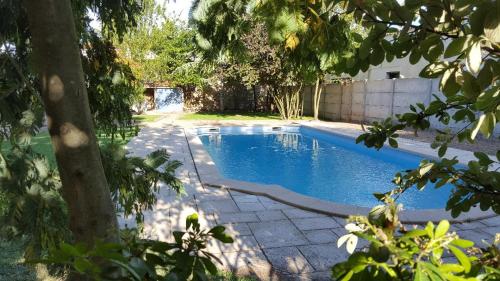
[123,117,499,281]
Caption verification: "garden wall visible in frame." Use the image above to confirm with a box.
[302,78,500,136]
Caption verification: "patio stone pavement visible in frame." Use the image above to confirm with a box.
[122,118,500,280]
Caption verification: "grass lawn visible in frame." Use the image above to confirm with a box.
[132,114,163,123]
[180,112,314,121]
[1,128,137,166]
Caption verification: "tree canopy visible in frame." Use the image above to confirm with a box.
[116,2,204,88]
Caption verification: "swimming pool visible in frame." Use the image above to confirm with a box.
[197,126,453,210]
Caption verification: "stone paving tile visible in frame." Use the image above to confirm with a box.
[248,220,308,248]
[303,229,338,244]
[208,235,260,254]
[228,190,250,196]
[480,226,500,236]
[214,250,278,281]
[214,212,260,224]
[263,247,314,275]
[282,208,327,219]
[198,199,240,214]
[259,197,295,210]
[223,223,253,236]
[455,221,488,230]
[168,206,217,230]
[236,201,267,212]
[255,210,287,221]
[233,194,260,203]
[455,229,493,246]
[479,216,500,227]
[194,190,232,201]
[298,244,350,271]
[291,217,342,231]
[330,227,369,250]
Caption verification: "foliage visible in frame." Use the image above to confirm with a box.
[116,1,204,88]
[100,143,184,225]
[0,144,69,260]
[192,0,500,214]
[333,198,500,280]
[83,31,144,138]
[191,6,310,118]
[179,112,314,120]
[344,0,500,217]
[40,213,234,281]
[0,112,69,260]
[192,1,499,280]
[1,0,151,258]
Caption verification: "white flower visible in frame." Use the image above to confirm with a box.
[345,223,363,232]
[337,233,358,254]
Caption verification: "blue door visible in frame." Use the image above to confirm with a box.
[154,88,183,112]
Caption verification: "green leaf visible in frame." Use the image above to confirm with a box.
[466,41,482,75]
[419,163,434,176]
[434,220,450,238]
[402,229,427,238]
[474,152,493,165]
[484,8,500,43]
[448,245,471,273]
[450,238,474,248]
[388,138,398,148]
[444,35,473,58]
[469,3,489,36]
[208,225,226,235]
[186,213,199,229]
[471,114,485,139]
[479,112,496,138]
[439,263,464,273]
[462,72,480,99]
[212,232,233,243]
[73,257,94,273]
[369,44,385,66]
[421,35,444,62]
[420,62,449,78]
[438,145,447,157]
[359,40,371,59]
[425,221,435,238]
[409,48,421,65]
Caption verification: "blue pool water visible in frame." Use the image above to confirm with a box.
[199,126,453,209]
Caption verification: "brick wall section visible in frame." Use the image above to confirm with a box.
[302,78,500,136]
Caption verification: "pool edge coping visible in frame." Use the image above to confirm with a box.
[184,124,497,224]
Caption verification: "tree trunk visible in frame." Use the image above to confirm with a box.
[24,0,119,246]
[252,85,257,112]
[313,77,323,120]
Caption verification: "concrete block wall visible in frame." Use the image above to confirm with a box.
[350,81,365,122]
[301,78,499,136]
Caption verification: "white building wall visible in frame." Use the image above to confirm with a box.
[354,56,429,80]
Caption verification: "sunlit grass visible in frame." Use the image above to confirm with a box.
[1,128,137,166]
[132,114,163,123]
[180,112,314,121]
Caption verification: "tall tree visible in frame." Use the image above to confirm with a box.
[117,2,203,89]
[24,0,119,245]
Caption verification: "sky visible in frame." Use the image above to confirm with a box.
[89,0,194,30]
[162,0,194,22]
